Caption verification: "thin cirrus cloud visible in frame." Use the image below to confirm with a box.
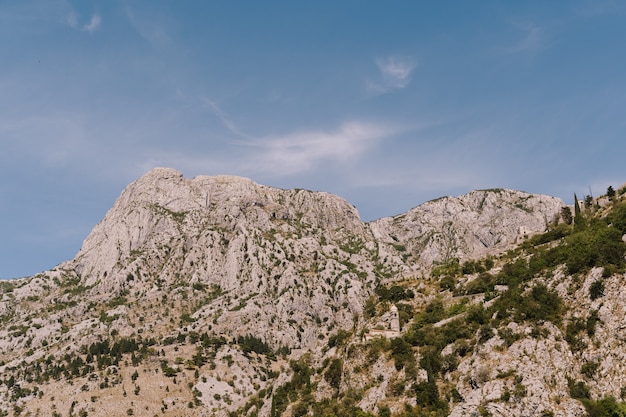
[508,23,546,53]
[132,121,395,181]
[243,122,396,176]
[200,97,398,176]
[66,12,101,32]
[66,11,78,28]
[367,55,417,95]
[83,14,101,32]
[203,98,252,140]
[124,5,172,46]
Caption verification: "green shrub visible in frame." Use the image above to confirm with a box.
[364,297,377,318]
[413,380,440,406]
[375,285,415,302]
[590,280,605,300]
[530,223,571,246]
[289,356,311,391]
[581,361,600,379]
[390,337,414,371]
[477,324,495,344]
[496,258,531,288]
[586,310,601,337]
[439,275,456,292]
[462,260,485,274]
[565,318,587,352]
[411,379,449,415]
[419,345,442,376]
[465,304,488,326]
[431,259,461,279]
[421,299,446,324]
[237,334,272,355]
[464,273,495,294]
[515,284,563,324]
[568,378,591,399]
[580,396,626,417]
[378,406,391,417]
[327,329,351,348]
[323,358,343,389]
[499,327,521,347]
[447,298,469,317]
[396,303,414,327]
[292,401,308,417]
[607,201,626,234]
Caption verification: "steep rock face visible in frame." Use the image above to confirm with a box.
[67,168,379,349]
[371,189,563,276]
[445,267,626,417]
[73,168,368,285]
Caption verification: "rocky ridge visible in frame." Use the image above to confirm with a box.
[1,168,624,417]
[65,168,559,350]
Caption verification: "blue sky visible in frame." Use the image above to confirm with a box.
[1,1,626,279]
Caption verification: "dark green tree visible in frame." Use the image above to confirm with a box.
[323,358,343,389]
[607,186,616,201]
[561,206,573,225]
[574,194,587,231]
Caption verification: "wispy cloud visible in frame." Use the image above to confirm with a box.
[65,11,101,33]
[349,132,496,193]
[508,23,546,53]
[124,5,172,46]
[367,55,417,95]
[83,14,101,33]
[244,122,396,175]
[377,56,416,88]
[133,120,399,180]
[202,98,251,140]
[66,11,78,29]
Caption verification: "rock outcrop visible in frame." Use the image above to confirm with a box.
[371,189,563,277]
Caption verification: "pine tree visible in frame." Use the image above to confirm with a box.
[607,186,616,201]
[574,194,586,231]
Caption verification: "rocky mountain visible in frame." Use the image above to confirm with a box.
[1,168,624,417]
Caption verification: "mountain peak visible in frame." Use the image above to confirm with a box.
[141,166,184,179]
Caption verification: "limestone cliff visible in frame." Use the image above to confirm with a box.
[371,188,563,277]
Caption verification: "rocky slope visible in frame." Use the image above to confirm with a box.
[1,168,625,417]
[371,188,563,277]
